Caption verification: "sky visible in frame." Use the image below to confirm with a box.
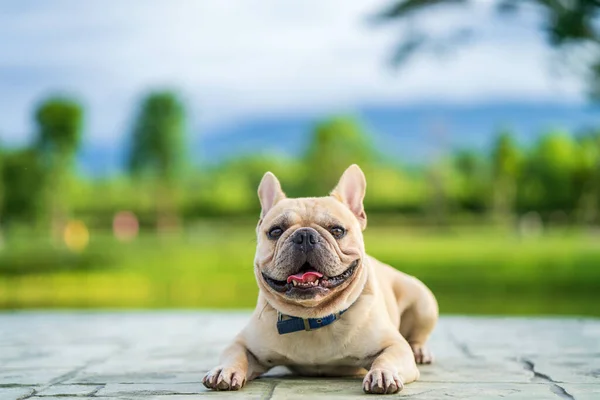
[0,0,586,148]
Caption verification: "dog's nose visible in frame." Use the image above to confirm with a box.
[291,228,318,251]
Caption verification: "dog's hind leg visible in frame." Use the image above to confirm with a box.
[372,257,439,365]
[398,281,438,364]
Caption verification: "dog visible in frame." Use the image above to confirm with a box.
[203,164,438,394]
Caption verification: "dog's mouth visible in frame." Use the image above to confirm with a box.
[261,260,360,294]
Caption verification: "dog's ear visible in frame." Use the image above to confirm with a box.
[331,164,367,230]
[258,172,286,218]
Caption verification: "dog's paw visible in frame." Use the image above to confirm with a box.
[362,368,403,394]
[411,344,434,365]
[202,366,246,391]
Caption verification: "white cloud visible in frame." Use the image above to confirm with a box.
[0,0,584,145]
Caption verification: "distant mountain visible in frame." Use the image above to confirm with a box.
[77,101,600,177]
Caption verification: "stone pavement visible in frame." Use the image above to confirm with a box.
[0,312,598,400]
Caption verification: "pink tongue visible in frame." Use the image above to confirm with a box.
[287,271,323,284]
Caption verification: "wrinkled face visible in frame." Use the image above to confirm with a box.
[255,197,365,303]
[256,197,364,300]
[253,165,368,311]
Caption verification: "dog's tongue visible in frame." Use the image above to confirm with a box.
[287,271,323,284]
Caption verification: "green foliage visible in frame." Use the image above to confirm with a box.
[363,166,426,213]
[453,150,488,212]
[0,149,47,226]
[0,245,110,276]
[34,96,84,226]
[128,91,185,182]
[521,132,579,212]
[572,132,600,221]
[492,130,521,179]
[35,97,83,164]
[376,0,600,98]
[183,156,302,218]
[4,95,600,227]
[490,130,521,216]
[304,116,376,195]
[38,123,600,224]
[0,149,3,216]
[497,0,598,45]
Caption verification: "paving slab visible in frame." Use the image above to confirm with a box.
[0,312,597,399]
[0,388,35,400]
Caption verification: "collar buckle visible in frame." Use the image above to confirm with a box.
[303,318,312,331]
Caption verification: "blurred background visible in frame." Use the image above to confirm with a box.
[1,0,600,315]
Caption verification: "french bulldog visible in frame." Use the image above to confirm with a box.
[203,164,438,394]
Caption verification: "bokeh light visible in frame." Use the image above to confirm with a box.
[113,211,139,242]
[63,220,89,252]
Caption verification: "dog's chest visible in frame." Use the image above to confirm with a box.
[257,342,365,369]
[249,322,377,368]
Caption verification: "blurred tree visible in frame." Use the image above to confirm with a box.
[128,91,185,180]
[127,91,185,230]
[454,150,489,213]
[521,131,578,215]
[0,148,3,224]
[491,130,521,219]
[36,98,83,161]
[376,0,600,98]
[0,149,47,228]
[35,97,83,232]
[572,132,600,222]
[365,166,426,213]
[303,116,375,195]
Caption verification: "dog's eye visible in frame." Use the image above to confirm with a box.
[267,227,283,240]
[330,226,346,239]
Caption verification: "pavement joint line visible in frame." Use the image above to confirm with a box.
[519,358,576,400]
[25,343,127,398]
[87,384,105,397]
[0,384,38,388]
[446,330,479,360]
[15,387,36,400]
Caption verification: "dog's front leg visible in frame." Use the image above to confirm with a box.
[363,337,420,394]
[203,339,266,391]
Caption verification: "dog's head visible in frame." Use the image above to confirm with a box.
[254,164,369,318]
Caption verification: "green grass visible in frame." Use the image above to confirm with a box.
[1,222,599,316]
